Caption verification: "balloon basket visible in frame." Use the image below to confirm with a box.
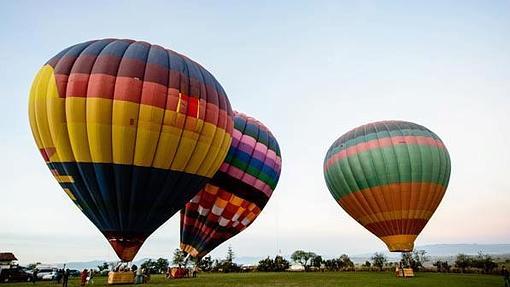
[167,267,189,279]
[107,271,134,285]
[395,268,414,278]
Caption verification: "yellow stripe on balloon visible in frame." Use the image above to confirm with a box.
[46,70,74,162]
[87,97,113,163]
[63,188,77,200]
[380,235,417,252]
[28,68,45,151]
[66,97,92,162]
[204,128,231,177]
[193,123,224,176]
[133,104,165,167]
[170,129,200,171]
[357,210,435,225]
[185,122,218,175]
[55,175,74,183]
[112,100,139,165]
[33,66,61,162]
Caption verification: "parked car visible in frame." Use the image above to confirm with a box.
[41,271,58,280]
[68,269,80,277]
[0,266,31,283]
[36,268,58,280]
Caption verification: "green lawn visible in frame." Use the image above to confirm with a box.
[2,272,502,287]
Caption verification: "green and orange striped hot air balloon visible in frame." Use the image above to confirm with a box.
[323,121,451,252]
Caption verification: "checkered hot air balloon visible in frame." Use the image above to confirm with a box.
[324,121,451,252]
[28,39,234,262]
[180,112,282,259]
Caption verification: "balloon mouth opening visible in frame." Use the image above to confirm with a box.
[105,232,146,262]
[380,235,417,252]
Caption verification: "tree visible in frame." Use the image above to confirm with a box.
[197,256,213,272]
[172,249,188,268]
[324,259,335,271]
[141,259,157,274]
[442,261,451,273]
[415,250,429,264]
[216,259,240,273]
[291,250,316,271]
[97,262,110,272]
[455,254,472,273]
[363,261,371,268]
[401,250,428,271]
[413,250,429,270]
[473,252,497,274]
[433,260,450,273]
[371,252,387,271]
[401,252,415,269]
[226,245,235,263]
[212,246,240,273]
[311,255,323,269]
[257,257,274,272]
[273,256,290,272]
[257,256,289,272]
[339,254,354,270]
[155,258,169,273]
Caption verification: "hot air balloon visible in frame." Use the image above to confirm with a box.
[180,112,282,259]
[28,39,234,262]
[324,121,450,252]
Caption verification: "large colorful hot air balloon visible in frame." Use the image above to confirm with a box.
[28,39,233,261]
[180,112,281,259]
[324,121,450,252]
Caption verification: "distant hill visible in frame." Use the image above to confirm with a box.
[416,244,510,256]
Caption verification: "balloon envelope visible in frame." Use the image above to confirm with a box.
[324,121,451,252]
[180,112,282,259]
[28,39,233,261]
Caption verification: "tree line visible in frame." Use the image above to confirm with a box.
[90,247,501,275]
[451,252,498,274]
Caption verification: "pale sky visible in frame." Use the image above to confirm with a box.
[1,0,509,264]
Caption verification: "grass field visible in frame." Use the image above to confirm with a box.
[2,272,502,287]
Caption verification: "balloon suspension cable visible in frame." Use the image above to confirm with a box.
[113,260,132,272]
[184,253,191,266]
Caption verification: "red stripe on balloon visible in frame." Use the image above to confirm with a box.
[325,135,445,171]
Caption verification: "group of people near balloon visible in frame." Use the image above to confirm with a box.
[28,38,450,273]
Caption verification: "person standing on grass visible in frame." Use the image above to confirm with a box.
[62,269,70,287]
[31,268,38,284]
[87,269,94,284]
[502,266,510,287]
[56,269,63,284]
[192,265,198,278]
[80,269,88,287]
[135,267,143,284]
[143,267,150,283]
